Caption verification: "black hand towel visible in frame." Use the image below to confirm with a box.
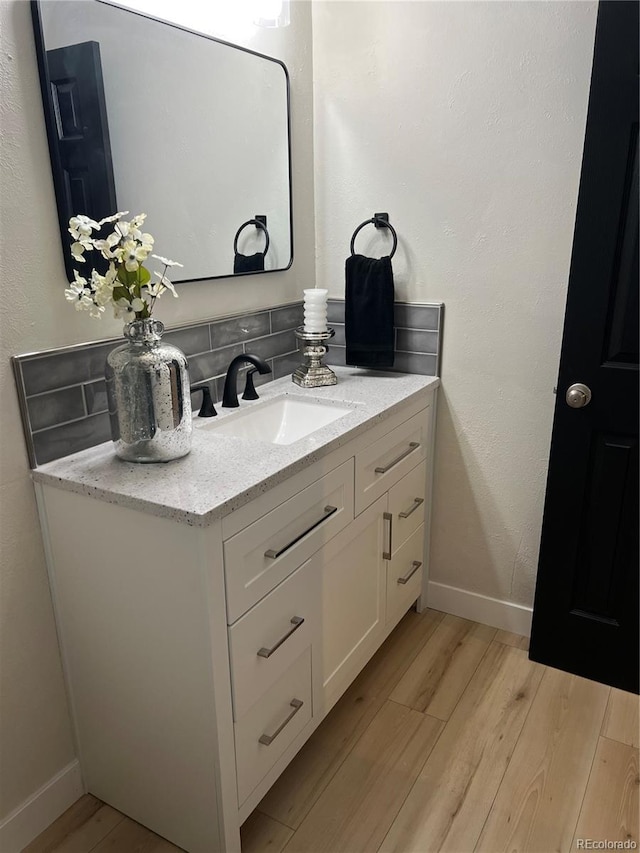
[234,252,265,274]
[345,254,395,368]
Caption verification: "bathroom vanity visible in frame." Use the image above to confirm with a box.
[33,367,439,852]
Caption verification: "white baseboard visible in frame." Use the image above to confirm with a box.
[427,581,533,637]
[0,760,84,853]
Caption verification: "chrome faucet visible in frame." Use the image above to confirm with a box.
[221,353,272,408]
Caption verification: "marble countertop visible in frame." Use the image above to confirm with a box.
[32,367,439,526]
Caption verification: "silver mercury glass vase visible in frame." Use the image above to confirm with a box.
[105,318,192,463]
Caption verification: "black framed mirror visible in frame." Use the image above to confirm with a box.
[31,0,293,283]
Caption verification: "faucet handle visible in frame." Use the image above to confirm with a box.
[191,384,217,417]
[242,368,261,401]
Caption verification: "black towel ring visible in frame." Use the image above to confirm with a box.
[233,219,270,256]
[350,216,397,259]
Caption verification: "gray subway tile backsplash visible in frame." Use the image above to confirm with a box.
[394,303,440,331]
[326,300,442,376]
[324,345,347,367]
[13,300,442,467]
[326,348,436,376]
[392,352,438,376]
[189,343,245,386]
[32,412,112,466]
[330,324,346,347]
[248,330,297,361]
[272,351,303,380]
[21,342,114,396]
[327,300,346,324]
[162,324,211,357]
[328,300,440,332]
[84,379,108,416]
[271,303,304,332]
[396,328,439,354]
[27,386,86,433]
[210,312,271,348]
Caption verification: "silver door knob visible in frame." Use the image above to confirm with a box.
[565,383,592,408]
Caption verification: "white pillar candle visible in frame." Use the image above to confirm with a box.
[303,288,328,333]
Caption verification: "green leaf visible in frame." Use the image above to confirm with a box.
[112,285,129,302]
[116,264,151,288]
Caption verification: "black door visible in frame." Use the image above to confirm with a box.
[529,1,639,694]
[32,24,118,280]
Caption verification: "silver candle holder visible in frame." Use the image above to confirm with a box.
[292,326,337,388]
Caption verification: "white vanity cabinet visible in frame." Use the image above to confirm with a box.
[35,379,437,853]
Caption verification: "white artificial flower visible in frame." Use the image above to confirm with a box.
[70,241,87,262]
[66,210,181,322]
[68,214,100,240]
[122,239,149,271]
[94,285,113,307]
[88,302,105,319]
[115,219,132,239]
[104,261,118,284]
[93,241,114,259]
[146,281,165,297]
[151,255,184,268]
[64,279,86,303]
[90,268,116,307]
[113,297,136,320]
[75,292,93,312]
[98,211,129,226]
[152,272,177,297]
[93,231,121,259]
[130,213,147,229]
[65,273,92,311]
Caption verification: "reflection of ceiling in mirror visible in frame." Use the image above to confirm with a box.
[37,0,292,282]
[106,0,259,43]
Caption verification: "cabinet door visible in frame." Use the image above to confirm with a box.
[388,459,427,555]
[386,524,425,628]
[319,496,387,713]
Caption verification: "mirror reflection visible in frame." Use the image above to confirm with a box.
[32,0,293,283]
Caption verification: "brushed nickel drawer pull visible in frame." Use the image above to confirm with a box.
[383,511,393,560]
[259,698,304,746]
[264,505,338,560]
[257,617,305,659]
[397,560,422,585]
[399,497,424,519]
[375,442,420,474]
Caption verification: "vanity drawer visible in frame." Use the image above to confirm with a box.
[224,459,354,623]
[235,648,312,807]
[388,460,427,555]
[386,524,425,627]
[355,407,430,515]
[228,556,319,720]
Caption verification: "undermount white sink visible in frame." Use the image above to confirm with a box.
[197,394,353,445]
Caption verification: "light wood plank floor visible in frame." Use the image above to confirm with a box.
[25,609,639,853]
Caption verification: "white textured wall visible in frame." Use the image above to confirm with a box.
[0,0,314,819]
[312,1,597,605]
